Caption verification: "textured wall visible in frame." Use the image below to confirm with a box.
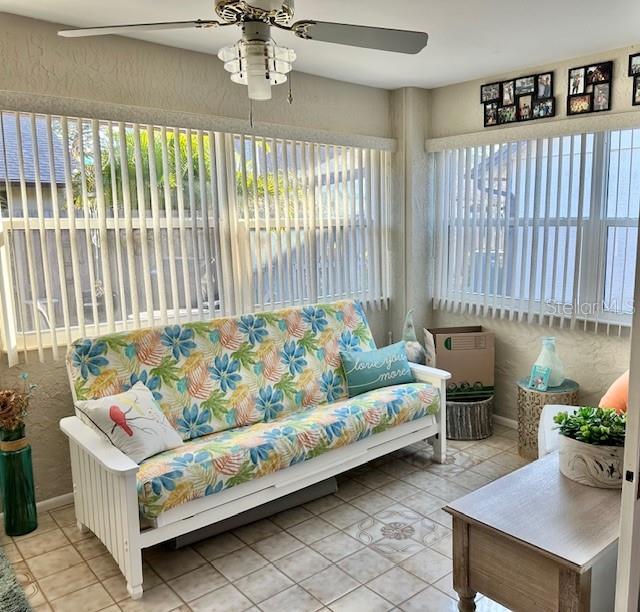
[429,44,640,139]
[0,354,74,502]
[432,313,631,421]
[0,12,396,502]
[0,13,391,139]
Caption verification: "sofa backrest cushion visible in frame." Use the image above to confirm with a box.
[66,300,376,440]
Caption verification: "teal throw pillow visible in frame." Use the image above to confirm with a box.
[340,341,415,398]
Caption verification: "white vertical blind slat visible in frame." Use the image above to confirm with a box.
[549,136,564,327]
[500,142,513,319]
[92,119,115,332]
[571,134,588,330]
[480,144,493,317]
[258,138,275,310]
[271,139,285,306]
[45,116,71,346]
[323,144,333,299]
[490,143,504,318]
[348,147,358,301]
[250,136,264,309]
[185,129,203,317]
[159,126,180,324]
[237,135,254,311]
[172,127,191,321]
[215,132,236,315]
[208,132,226,314]
[196,130,215,316]
[282,140,302,303]
[538,137,553,324]
[118,122,140,329]
[461,147,473,314]
[372,149,383,307]
[30,114,59,357]
[340,146,349,297]
[106,123,129,329]
[304,143,318,303]
[509,141,523,321]
[559,135,576,329]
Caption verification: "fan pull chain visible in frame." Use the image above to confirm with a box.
[288,73,294,105]
[249,100,254,128]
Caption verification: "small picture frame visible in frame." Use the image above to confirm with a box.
[481,82,500,103]
[586,62,612,85]
[593,83,610,112]
[515,76,535,96]
[502,80,515,106]
[569,67,585,95]
[517,95,533,121]
[498,105,517,124]
[484,102,498,127]
[567,93,592,115]
[634,76,640,106]
[533,98,554,119]
[629,53,640,77]
[537,73,553,99]
[528,365,551,392]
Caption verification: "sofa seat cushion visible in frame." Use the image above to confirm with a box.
[136,382,440,519]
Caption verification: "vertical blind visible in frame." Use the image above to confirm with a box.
[0,111,391,365]
[431,128,640,334]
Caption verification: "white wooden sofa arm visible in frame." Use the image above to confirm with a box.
[60,415,143,599]
[60,416,139,474]
[409,363,452,385]
[409,362,450,464]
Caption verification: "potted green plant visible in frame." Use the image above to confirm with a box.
[554,407,625,489]
[0,373,38,535]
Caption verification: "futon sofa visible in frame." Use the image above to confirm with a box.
[60,300,450,599]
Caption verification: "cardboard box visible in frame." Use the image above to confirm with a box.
[424,326,495,400]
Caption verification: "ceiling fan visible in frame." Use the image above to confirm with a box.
[58,0,429,102]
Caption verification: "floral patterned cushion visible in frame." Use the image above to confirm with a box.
[136,382,440,519]
[67,301,376,440]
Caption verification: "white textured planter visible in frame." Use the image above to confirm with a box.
[558,435,624,489]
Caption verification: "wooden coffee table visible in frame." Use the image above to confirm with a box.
[445,453,620,612]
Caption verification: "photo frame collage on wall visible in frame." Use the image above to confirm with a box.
[567,61,613,115]
[629,53,640,106]
[481,72,555,127]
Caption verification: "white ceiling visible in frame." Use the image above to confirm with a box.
[3,0,640,89]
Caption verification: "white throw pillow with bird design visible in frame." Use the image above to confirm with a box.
[75,382,183,463]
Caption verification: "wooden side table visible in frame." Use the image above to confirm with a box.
[445,453,619,612]
[517,378,578,459]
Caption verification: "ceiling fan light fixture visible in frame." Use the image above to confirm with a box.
[218,39,296,101]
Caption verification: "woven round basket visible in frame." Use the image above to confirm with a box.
[446,396,494,441]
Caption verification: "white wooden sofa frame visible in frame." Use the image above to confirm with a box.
[60,363,450,599]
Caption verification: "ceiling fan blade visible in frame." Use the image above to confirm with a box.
[290,20,428,54]
[58,19,220,38]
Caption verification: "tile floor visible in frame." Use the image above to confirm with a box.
[6,425,529,612]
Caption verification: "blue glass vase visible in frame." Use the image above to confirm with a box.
[0,426,37,536]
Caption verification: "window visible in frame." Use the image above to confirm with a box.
[430,128,640,331]
[0,111,390,364]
